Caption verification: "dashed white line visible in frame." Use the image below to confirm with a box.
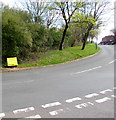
[75,103,88,109]
[111,95,116,98]
[13,107,35,114]
[66,97,81,103]
[85,93,99,98]
[3,80,34,86]
[0,113,5,118]
[42,102,61,108]
[25,114,41,118]
[108,59,116,64]
[2,88,114,118]
[88,102,94,105]
[72,66,102,75]
[95,97,111,103]
[49,109,64,116]
[100,89,112,94]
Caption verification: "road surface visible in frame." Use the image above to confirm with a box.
[1,45,115,119]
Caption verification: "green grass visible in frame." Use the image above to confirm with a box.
[18,44,100,68]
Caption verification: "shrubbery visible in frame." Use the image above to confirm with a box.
[2,4,98,66]
[2,6,32,64]
[2,6,72,65]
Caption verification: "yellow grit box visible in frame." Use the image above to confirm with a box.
[7,57,18,66]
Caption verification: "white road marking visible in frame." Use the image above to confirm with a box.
[0,113,5,118]
[85,93,99,98]
[25,114,41,118]
[100,89,112,94]
[3,80,34,86]
[75,103,88,109]
[42,102,61,108]
[49,109,64,116]
[66,97,81,103]
[13,107,34,114]
[95,97,111,103]
[108,59,116,64]
[2,88,113,118]
[111,95,116,98]
[113,87,116,90]
[72,66,102,75]
[88,102,94,105]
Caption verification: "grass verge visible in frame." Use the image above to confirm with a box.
[18,44,100,68]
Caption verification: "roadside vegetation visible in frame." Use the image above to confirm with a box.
[2,1,109,68]
[18,44,100,68]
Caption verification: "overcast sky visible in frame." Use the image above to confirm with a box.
[1,0,115,43]
[97,0,115,43]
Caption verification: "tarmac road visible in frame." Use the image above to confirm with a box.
[1,45,115,118]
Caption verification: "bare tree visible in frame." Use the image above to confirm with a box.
[19,0,60,28]
[20,0,50,23]
[45,3,60,29]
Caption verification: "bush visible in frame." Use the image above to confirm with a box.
[2,6,32,65]
[26,23,47,52]
[46,27,62,49]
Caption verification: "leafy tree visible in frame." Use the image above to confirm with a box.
[46,27,62,49]
[17,10,32,23]
[26,23,46,52]
[2,6,32,64]
[55,1,82,50]
[89,30,99,43]
[68,24,82,47]
[72,1,109,50]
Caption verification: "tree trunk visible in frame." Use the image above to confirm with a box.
[81,24,93,50]
[95,43,97,49]
[81,34,88,50]
[71,43,74,47]
[71,39,76,47]
[59,25,68,50]
[81,41,86,50]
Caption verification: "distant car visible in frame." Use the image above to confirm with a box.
[107,41,112,45]
[99,42,105,45]
[105,40,116,45]
[111,41,116,45]
[98,40,116,45]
